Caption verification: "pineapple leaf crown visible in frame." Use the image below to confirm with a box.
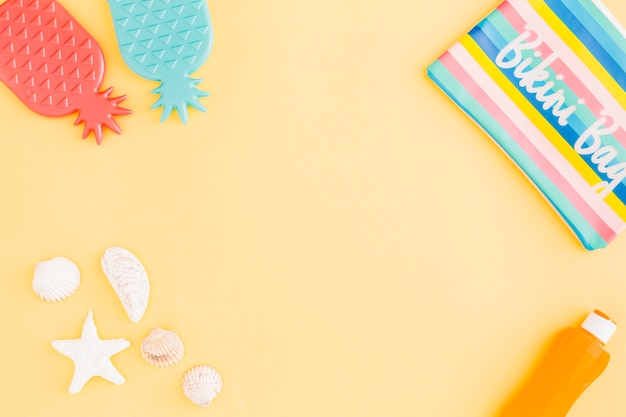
[150,76,208,123]
[74,87,132,144]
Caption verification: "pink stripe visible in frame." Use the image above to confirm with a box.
[439,49,618,241]
[447,42,623,235]
[507,0,626,126]
[497,1,626,146]
[448,42,622,233]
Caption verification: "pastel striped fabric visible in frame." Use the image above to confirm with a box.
[427,0,626,250]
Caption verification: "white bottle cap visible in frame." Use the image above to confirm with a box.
[581,310,617,345]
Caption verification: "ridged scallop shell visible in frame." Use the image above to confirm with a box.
[182,365,223,407]
[32,257,81,302]
[101,246,150,323]
[141,328,184,367]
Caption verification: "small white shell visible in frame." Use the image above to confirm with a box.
[32,257,80,302]
[101,246,150,323]
[182,365,223,407]
[141,327,184,367]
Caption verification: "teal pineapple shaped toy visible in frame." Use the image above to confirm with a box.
[107,0,213,123]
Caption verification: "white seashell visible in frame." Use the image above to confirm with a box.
[141,327,184,367]
[182,365,223,407]
[32,257,81,302]
[101,246,150,323]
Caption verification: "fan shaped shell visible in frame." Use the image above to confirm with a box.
[182,365,223,407]
[141,327,184,367]
[101,246,150,322]
[32,257,81,302]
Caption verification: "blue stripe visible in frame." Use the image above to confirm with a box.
[479,16,626,157]
[427,59,606,249]
[545,0,626,90]
[574,0,626,54]
[470,24,626,201]
[561,0,626,58]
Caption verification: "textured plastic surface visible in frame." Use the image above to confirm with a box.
[107,0,214,123]
[0,0,131,144]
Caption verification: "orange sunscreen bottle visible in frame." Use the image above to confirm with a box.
[499,310,617,417]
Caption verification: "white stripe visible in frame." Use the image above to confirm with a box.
[449,42,624,232]
[509,0,625,126]
[590,0,626,39]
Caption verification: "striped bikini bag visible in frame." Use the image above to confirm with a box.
[428,0,625,250]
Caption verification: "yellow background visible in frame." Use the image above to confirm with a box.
[1,0,625,415]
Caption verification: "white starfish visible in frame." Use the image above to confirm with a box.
[52,310,130,394]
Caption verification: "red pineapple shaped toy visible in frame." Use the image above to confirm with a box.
[0,0,130,144]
